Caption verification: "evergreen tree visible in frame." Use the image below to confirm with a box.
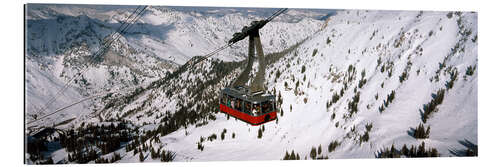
[67,153,72,162]
[112,152,121,162]
[257,128,263,139]
[430,148,439,157]
[160,150,176,162]
[139,151,144,162]
[290,150,296,160]
[310,147,317,159]
[161,150,167,161]
[425,126,431,138]
[151,147,156,159]
[390,144,396,157]
[284,151,290,160]
[417,142,426,157]
[413,123,430,139]
[401,144,409,157]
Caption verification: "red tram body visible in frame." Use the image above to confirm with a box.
[217,9,287,126]
[219,87,277,125]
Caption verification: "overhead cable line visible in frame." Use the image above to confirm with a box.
[29,7,286,125]
[189,8,288,67]
[29,5,149,125]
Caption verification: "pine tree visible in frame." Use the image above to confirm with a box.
[139,151,144,162]
[410,145,416,157]
[160,150,166,162]
[257,128,263,139]
[151,147,156,159]
[401,144,409,157]
[67,153,72,162]
[361,131,370,142]
[284,151,290,160]
[161,150,166,162]
[430,148,439,157]
[417,142,426,157]
[276,69,281,79]
[390,144,396,156]
[310,147,317,159]
[328,141,337,152]
[425,126,431,138]
[413,123,430,139]
[290,150,296,160]
[197,142,204,151]
[112,152,121,162]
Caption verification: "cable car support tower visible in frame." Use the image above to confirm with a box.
[229,8,287,94]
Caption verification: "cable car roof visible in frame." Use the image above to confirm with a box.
[221,87,275,104]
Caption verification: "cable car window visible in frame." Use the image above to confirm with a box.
[221,94,227,105]
[252,103,261,115]
[228,96,235,108]
[226,95,230,107]
[244,101,252,114]
[236,99,243,111]
[262,101,272,114]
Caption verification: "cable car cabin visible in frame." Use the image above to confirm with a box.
[219,86,277,125]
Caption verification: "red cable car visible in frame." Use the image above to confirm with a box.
[219,86,277,125]
[218,8,286,126]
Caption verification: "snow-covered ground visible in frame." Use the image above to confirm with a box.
[133,10,477,161]
[25,5,477,164]
[24,4,323,130]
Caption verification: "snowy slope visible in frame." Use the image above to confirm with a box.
[120,10,477,162]
[25,6,477,164]
[24,4,323,130]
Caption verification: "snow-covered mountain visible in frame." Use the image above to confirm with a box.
[25,4,324,129]
[25,5,477,164]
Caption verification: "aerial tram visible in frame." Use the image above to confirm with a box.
[27,7,288,129]
[219,8,287,125]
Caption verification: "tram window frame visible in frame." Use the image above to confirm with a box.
[221,94,227,105]
[236,99,243,112]
[251,103,256,116]
[244,101,252,114]
[262,101,272,114]
[260,103,263,115]
[228,95,235,108]
[252,103,262,116]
